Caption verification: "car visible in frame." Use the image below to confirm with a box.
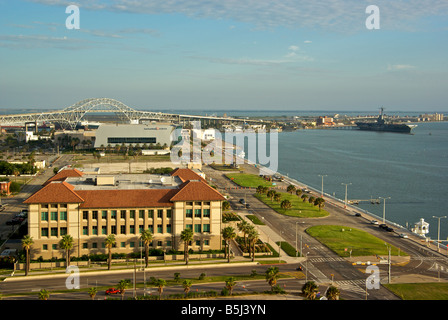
[370,220,379,225]
[245,203,251,208]
[385,227,394,232]
[354,213,361,217]
[105,288,122,295]
[379,224,388,229]
[399,233,408,238]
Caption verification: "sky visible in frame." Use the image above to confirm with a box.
[0,0,447,112]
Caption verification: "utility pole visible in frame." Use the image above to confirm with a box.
[379,197,391,224]
[341,183,351,209]
[318,174,327,197]
[432,215,447,252]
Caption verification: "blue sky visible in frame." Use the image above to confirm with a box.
[0,0,447,112]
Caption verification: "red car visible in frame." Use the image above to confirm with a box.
[105,288,122,295]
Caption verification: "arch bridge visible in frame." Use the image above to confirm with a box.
[0,98,263,129]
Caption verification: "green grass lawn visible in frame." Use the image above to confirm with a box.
[306,225,408,257]
[225,173,273,188]
[384,283,448,300]
[254,191,329,218]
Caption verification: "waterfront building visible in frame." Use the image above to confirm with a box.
[93,123,175,149]
[23,168,225,259]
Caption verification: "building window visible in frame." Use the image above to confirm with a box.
[60,211,67,221]
[203,209,210,217]
[195,202,201,206]
[203,224,210,232]
[121,210,126,219]
[92,211,98,220]
[129,226,135,234]
[111,226,117,234]
[157,210,163,218]
[41,212,48,221]
[194,224,201,233]
[50,211,58,221]
[186,209,193,218]
[120,242,126,248]
[83,211,88,220]
[120,225,126,234]
[92,226,98,235]
[41,228,48,237]
[166,240,172,247]
[41,204,48,209]
[83,243,88,249]
[157,224,163,233]
[186,202,193,206]
[157,241,163,246]
[139,225,144,234]
[111,210,117,219]
[52,244,58,250]
[102,210,107,219]
[166,224,172,233]
[166,209,172,218]
[130,242,135,248]
[139,210,145,219]
[130,210,135,219]
[148,225,154,233]
[83,226,88,235]
[195,240,201,246]
[60,227,67,236]
[148,210,154,218]
[51,228,58,237]
[92,243,98,249]
[102,226,107,235]
[42,244,48,251]
[194,209,201,218]
[204,240,209,246]
[204,202,210,206]
[186,224,193,230]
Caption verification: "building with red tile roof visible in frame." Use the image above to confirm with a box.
[24,168,225,259]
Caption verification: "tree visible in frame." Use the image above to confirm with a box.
[38,289,50,300]
[105,234,116,270]
[225,277,237,296]
[301,194,308,202]
[21,235,33,276]
[88,287,97,300]
[273,192,282,202]
[265,266,280,291]
[140,229,153,268]
[182,279,193,297]
[267,190,276,201]
[326,285,340,300]
[296,189,303,197]
[59,234,74,267]
[314,197,326,211]
[247,227,259,262]
[117,279,131,300]
[154,278,166,300]
[237,220,250,247]
[180,228,194,265]
[280,199,292,210]
[222,201,230,211]
[308,196,315,204]
[287,184,296,194]
[222,226,237,263]
[302,281,319,300]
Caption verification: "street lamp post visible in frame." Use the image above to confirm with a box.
[432,215,447,252]
[379,197,391,224]
[341,183,352,209]
[318,174,327,197]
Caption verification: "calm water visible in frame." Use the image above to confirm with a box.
[228,122,448,241]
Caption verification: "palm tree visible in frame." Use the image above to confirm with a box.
[117,279,130,300]
[225,277,237,296]
[140,229,153,268]
[265,266,280,291]
[237,220,250,247]
[154,278,166,300]
[302,281,319,300]
[314,197,326,211]
[105,234,116,270]
[280,199,292,210]
[222,201,230,211]
[38,289,50,300]
[221,226,236,263]
[287,184,296,194]
[182,279,193,298]
[247,227,259,262]
[180,228,194,265]
[59,234,74,267]
[301,194,308,202]
[273,192,282,202]
[21,235,33,276]
[308,196,315,205]
[267,189,276,201]
[88,287,97,300]
[296,188,303,197]
[326,285,340,300]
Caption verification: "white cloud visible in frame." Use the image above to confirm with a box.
[288,45,300,51]
[387,64,416,71]
[304,40,312,44]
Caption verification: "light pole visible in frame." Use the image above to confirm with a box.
[305,252,310,282]
[341,183,352,209]
[379,196,391,224]
[432,215,447,252]
[318,174,327,197]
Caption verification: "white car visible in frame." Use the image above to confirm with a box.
[399,233,408,238]
[370,220,379,225]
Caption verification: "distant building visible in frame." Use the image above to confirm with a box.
[192,128,216,141]
[418,113,444,122]
[0,181,11,195]
[316,116,335,126]
[94,123,175,149]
